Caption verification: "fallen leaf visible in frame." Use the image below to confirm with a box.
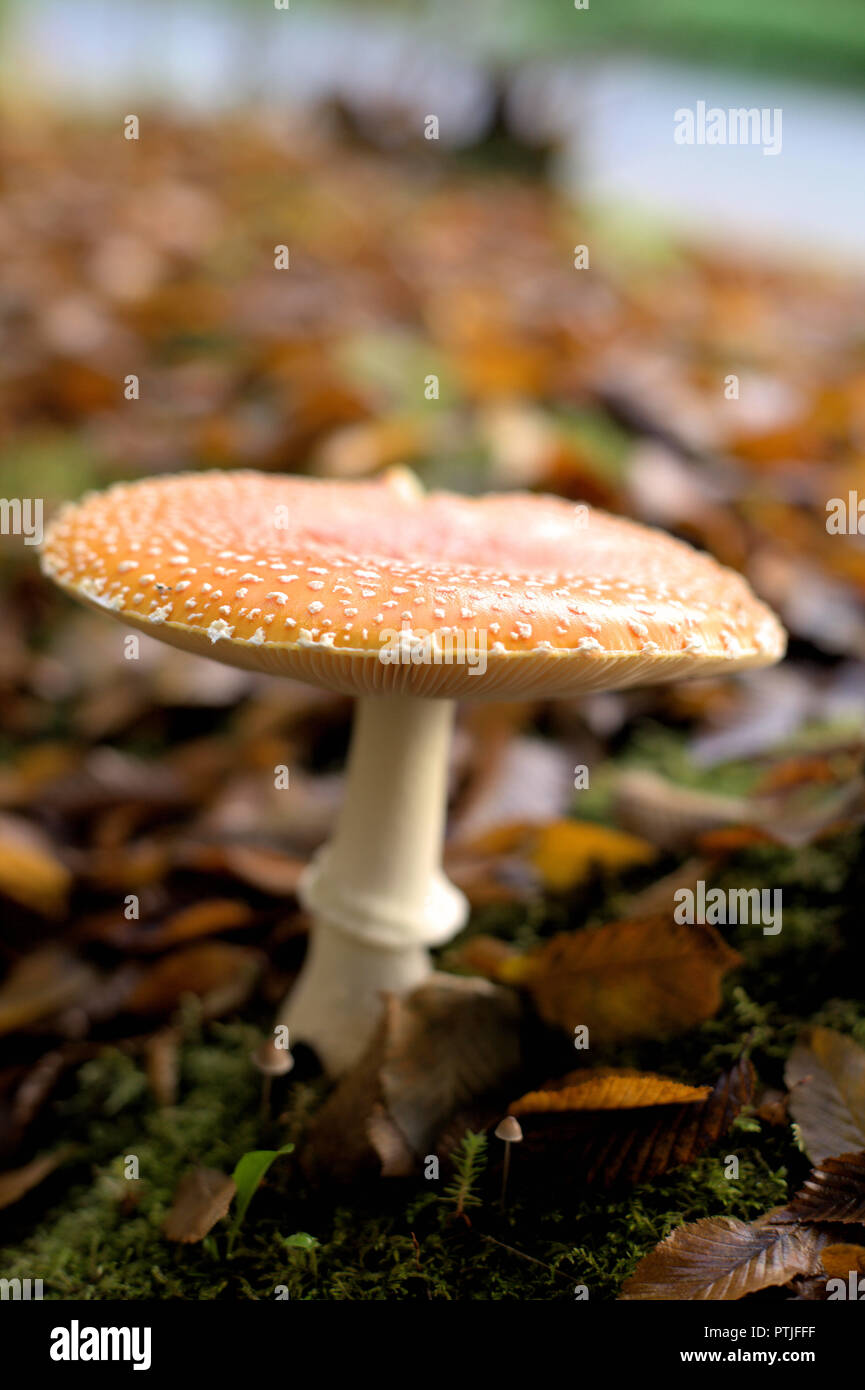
[511,1069,711,1113]
[786,1027,865,1162]
[776,1151,865,1224]
[199,844,305,897]
[620,1215,827,1301]
[141,899,255,951]
[163,1167,236,1243]
[529,820,655,893]
[820,1243,865,1280]
[503,915,741,1043]
[0,1146,75,1210]
[304,974,522,1181]
[510,1058,754,1187]
[0,813,72,916]
[0,948,98,1037]
[125,943,262,1017]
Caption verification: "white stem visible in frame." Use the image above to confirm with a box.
[277,695,468,1075]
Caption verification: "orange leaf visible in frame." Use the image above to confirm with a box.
[126,943,262,1017]
[821,1244,865,1280]
[511,1068,711,1114]
[508,1058,754,1187]
[0,813,72,916]
[503,915,741,1043]
[529,820,655,893]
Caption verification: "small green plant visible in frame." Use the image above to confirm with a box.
[442,1131,487,1225]
[227,1144,294,1255]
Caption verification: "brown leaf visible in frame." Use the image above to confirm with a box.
[0,1146,74,1210]
[511,1069,711,1114]
[503,915,741,1043]
[304,974,522,1181]
[786,1028,865,1162]
[0,813,72,916]
[162,1167,236,1243]
[511,1057,754,1187]
[777,1151,865,1224]
[0,948,98,1037]
[125,943,262,1017]
[142,898,255,951]
[174,841,306,897]
[620,1215,828,1301]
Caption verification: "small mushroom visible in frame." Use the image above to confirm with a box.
[494,1114,524,1207]
[250,1035,295,1118]
[41,468,786,1074]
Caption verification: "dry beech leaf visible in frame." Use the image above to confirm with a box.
[820,1244,865,1280]
[510,1058,754,1187]
[503,915,741,1043]
[303,974,522,1181]
[0,813,72,916]
[529,820,655,893]
[0,1146,75,1211]
[786,1027,865,1162]
[125,943,262,1017]
[511,1069,711,1114]
[0,948,98,1037]
[775,1151,865,1224]
[163,1167,236,1243]
[620,1214,828,1301]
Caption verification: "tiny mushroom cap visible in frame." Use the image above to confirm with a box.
[41,468,787,1076]
[495,1115,524,1144]
[250,1037,295,1078]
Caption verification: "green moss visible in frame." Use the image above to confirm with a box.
[0,1010,827,1300]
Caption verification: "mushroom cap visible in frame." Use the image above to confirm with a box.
[494,1115,524,1143]
[41,469,785,700]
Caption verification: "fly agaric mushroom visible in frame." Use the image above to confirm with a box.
[41,468,786,1074]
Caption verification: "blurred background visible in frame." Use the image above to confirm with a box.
[3,0,865,1290]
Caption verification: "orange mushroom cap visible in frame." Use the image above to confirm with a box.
[41,468,786,699]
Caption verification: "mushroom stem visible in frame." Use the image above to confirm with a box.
[278,694,468,1074]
